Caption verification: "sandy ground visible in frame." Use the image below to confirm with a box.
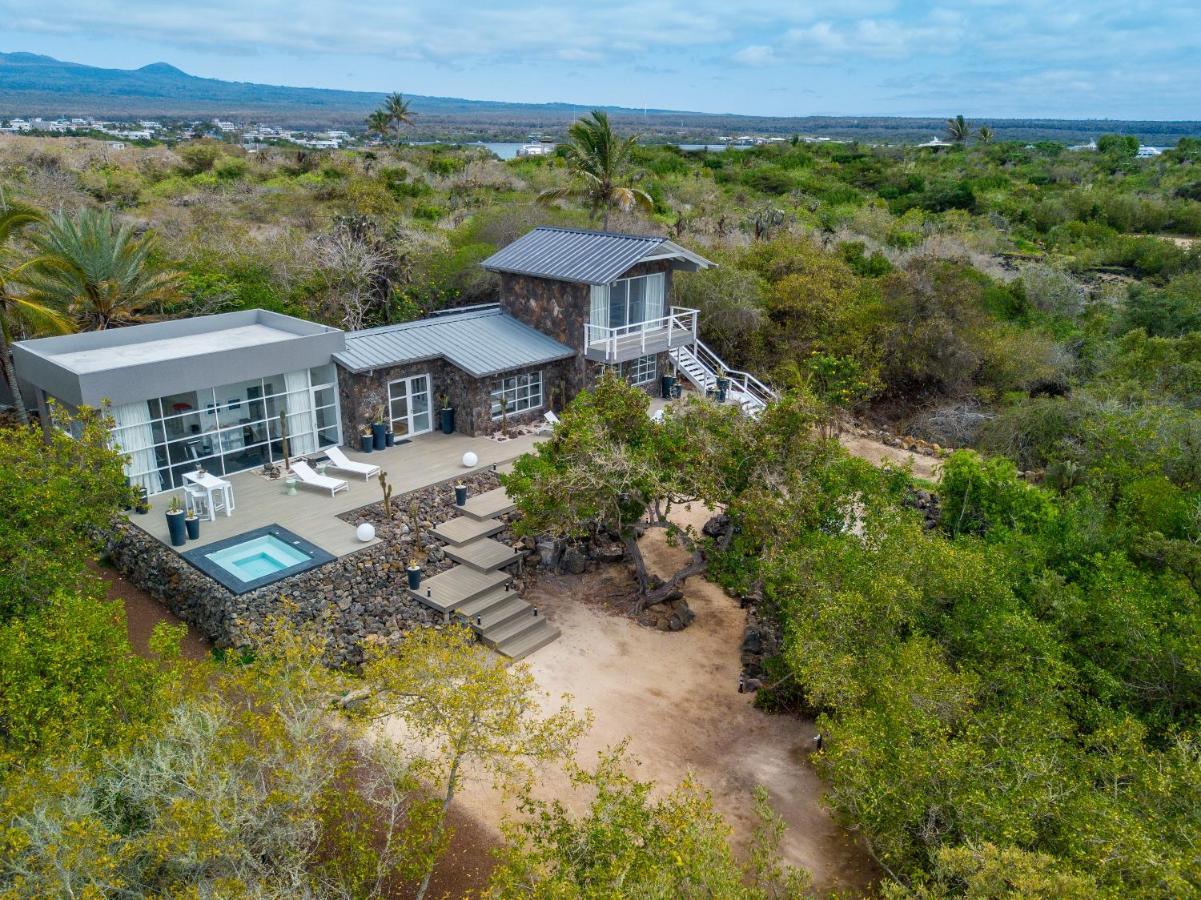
[839,433,942,481]
[439,504,876,897]
[94,562,212,661]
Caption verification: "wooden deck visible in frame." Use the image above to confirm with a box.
[408,566,512,613]
[444,536,521,571]
[459,487,517,520]
[131,430,543,558]
[432,515,505,545]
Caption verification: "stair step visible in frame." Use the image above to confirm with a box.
[497,621,561,660]
[444,536,521,571]
[453,585,516,619]
[432,516,504,545]
[408,565,511,613]
[482,609,546,647]
[458,487,515,521]
[475,596,530,633]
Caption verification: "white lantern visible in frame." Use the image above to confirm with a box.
[462,451,479,468]
[356,522,376,542]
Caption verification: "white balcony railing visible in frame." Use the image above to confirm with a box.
[583,306,698,363]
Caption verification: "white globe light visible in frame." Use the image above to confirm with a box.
[356,522,376,542]
[462,451,479,468]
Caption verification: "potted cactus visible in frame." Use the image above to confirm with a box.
[715,365,730,404]
[184,505,201,540]
[165,496,187,547]
[371,405,388,450]
[439,393,455,434]
[406,559,422,590]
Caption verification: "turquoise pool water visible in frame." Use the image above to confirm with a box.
[205,534,311,583]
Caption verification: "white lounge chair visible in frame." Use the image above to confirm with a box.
[324,445,381,481]
[290,460,349,497]
[537,410,561,434]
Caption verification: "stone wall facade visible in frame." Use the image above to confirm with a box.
[337,356,577,440]
[106,470,537,667]
[498,260,675,400]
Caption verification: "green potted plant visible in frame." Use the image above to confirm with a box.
[359,424,373,453]
[715,365,730,404]
[371,405,388,450]
[184,504,201,540]
[439,393,455,434]
[406,558,422,590]
[165,496,187,547]
[133,485,150,514]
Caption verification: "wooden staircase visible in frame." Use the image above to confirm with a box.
[409,487,559,660]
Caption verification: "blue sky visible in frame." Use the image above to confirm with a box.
[2,1,1199,119]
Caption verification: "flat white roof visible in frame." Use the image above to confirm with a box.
[47,324,296,374]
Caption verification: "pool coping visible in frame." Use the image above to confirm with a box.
[180,524,336,595]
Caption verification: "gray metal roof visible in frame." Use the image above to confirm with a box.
[480,226,714,285]
[335,305,575,377]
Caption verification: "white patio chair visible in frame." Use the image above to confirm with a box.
[537,410,561,435]
[324,445,381,481]
[290,460,349,497]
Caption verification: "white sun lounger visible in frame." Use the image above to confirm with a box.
[290,460,349,497]
[324,445,381,480]
[537,410,561,434]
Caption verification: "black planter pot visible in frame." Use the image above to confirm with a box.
[440,407,455,435]
[184,516,201,540]
[454,484,468,506]
[406,566,422,590]
[660,375,677,399]
[360,434,373,453]
[715,376,730,404]
[385,431,395,447]
[165,510,187,547]
[372,422,388,450]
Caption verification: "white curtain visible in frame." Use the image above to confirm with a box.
[283,370,317,457]
[110,400,162,496]
[589,284,608,343]
[644,273,665,323]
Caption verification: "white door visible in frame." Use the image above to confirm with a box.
[387,374,432,437]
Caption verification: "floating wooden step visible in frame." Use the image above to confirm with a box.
[497,621,561,660]
[453,586,515,619]
[432,515,504,546]
[408,565,511,613]
[444,536,521,572]
[458,487,516,521]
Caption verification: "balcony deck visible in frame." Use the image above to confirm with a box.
[583,307,698,364]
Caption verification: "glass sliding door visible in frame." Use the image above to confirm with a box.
[387,373,433,438]
[103,365,343,495]
[607,273,664,328]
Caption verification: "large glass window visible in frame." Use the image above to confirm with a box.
[491,371,542,419]
[624,354,657,385]
[606,273,665,329]
[103,366,342,495]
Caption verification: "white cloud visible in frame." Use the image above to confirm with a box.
[731,45,777,67]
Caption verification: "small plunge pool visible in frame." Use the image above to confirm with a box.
[182,525,335,594]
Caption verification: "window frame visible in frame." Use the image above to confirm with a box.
[490,370,543,419]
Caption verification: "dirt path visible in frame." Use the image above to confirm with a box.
[442,504,877,896]
[93,562,212,661]
[839,433,942,481]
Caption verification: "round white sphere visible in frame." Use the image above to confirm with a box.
[356,522,376,542]
[462,451,479,468]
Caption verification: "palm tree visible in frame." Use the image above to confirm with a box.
[21,208,182,331]
[946,114,971,144]
[383,93,415,139]
[0,200,71,424]
[977,125,994,144]
[365,109,393,142]
[540,110,652,229]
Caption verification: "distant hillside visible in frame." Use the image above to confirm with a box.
[1,51,1199,145]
